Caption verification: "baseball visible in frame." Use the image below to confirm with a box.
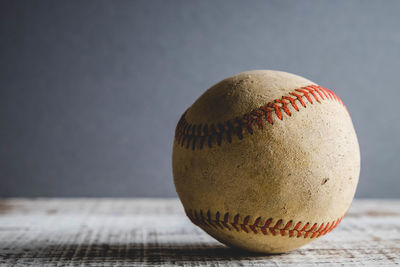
[172,70,360,253]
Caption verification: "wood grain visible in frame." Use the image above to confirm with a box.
[0,199,399,266]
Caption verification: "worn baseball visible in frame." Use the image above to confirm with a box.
[172,70,360,253]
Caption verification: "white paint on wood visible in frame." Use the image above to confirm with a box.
[0,199,399,266]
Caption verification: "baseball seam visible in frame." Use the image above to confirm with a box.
[175,85,345,150]
[186,209,343,238]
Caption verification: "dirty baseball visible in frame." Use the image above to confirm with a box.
[172,70,360,253]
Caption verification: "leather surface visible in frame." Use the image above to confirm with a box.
[172,70,360,253]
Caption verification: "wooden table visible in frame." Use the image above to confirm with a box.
[0,199,399,266]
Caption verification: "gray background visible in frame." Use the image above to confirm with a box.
[0,0,399,198]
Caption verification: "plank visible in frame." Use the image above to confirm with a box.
[0,198,399,266]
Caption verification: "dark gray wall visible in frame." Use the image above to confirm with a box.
[1,0,399,198]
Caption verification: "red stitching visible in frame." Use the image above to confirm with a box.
[249,217,261,234]
[268,102,283,120]
[295,88,313,104]
[222,213,231,230]
[175,85,345,150]
[186,209,344,239]
[231,214,240,231]
[289,92,306,108]
[261,218,272,235]
[241,216,250,233]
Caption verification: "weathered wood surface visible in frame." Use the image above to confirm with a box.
[0,199,399,266]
